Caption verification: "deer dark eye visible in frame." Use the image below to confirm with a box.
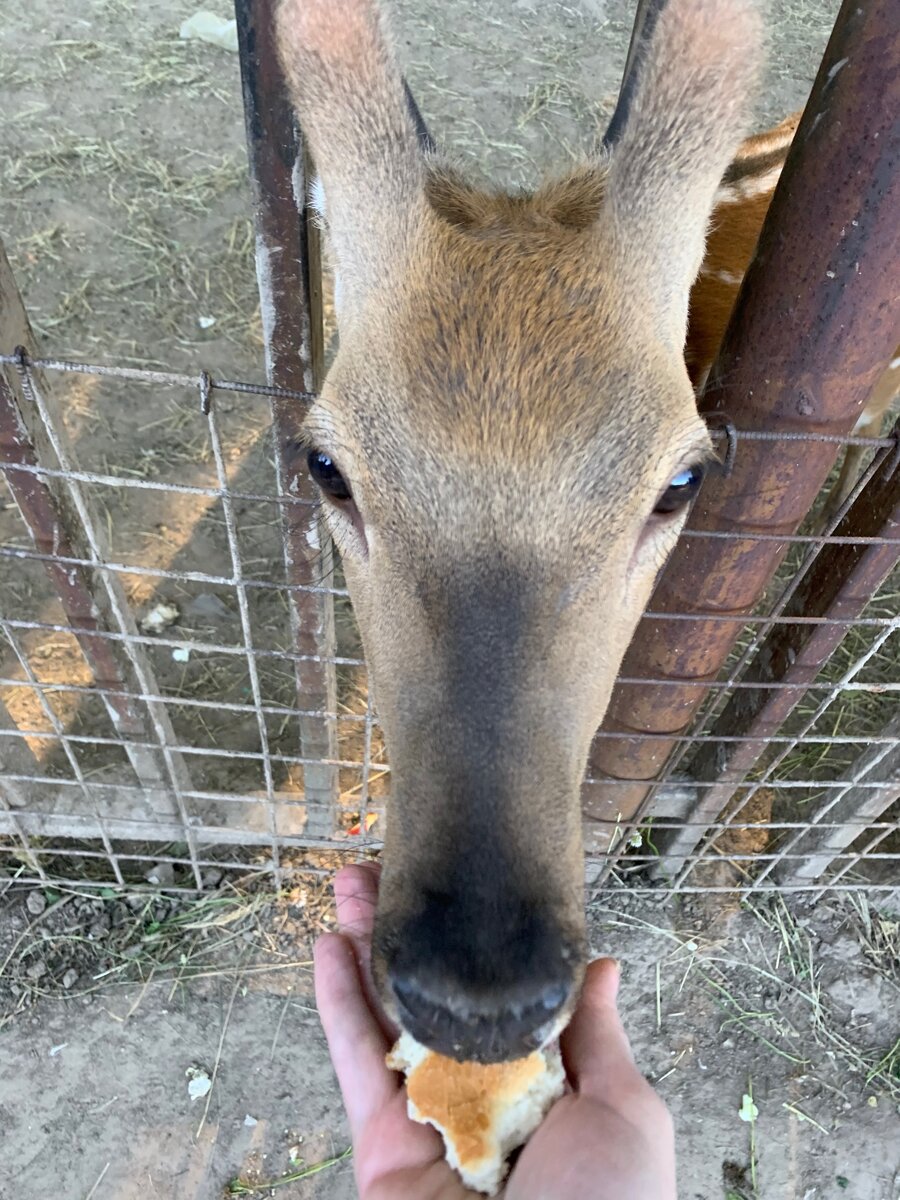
[654,464,705,514]
[307,450,352,502]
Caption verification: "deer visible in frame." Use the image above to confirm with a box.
[273,0,895,1065]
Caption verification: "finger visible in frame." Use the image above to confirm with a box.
[561,957,638,1096]
[334,861,381,947]
[314,931,399,1136]
[332,862,398,1043]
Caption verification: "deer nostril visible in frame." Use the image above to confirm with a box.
[389,973,573,1063]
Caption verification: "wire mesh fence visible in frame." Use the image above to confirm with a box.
[1,0,898,907]
[1,345,897,901]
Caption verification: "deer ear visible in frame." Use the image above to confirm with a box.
[275,0,426,317]
[603,0,763,347]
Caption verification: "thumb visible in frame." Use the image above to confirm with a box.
[561,957,638,1096]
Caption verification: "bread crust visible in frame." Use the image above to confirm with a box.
[387,1032,565,1195]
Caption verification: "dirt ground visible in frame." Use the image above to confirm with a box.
[0,875,898,1199]
[2,0,898,1198]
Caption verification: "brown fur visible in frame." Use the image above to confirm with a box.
[275,0,766,1060]
[687,112,800,386]
[425,165,609,233]
[687,185,776,385]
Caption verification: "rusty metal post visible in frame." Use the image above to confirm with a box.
[652,415,900,873]
[586,0,900,835]
[234,0,339,836]
[0,243,193,828]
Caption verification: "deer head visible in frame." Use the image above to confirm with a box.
[276,0,762,1061]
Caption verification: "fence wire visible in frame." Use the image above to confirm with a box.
[0,351,898,902]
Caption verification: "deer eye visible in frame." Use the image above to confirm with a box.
[307,450,352,502]
[654,464,705,514]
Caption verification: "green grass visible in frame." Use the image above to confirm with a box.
[227,1147,352,1194]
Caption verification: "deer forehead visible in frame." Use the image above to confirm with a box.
[316,215,706,491]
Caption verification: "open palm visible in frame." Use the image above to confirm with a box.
[315,863,675,1199]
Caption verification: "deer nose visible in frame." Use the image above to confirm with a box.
[390,971,573,1063]
[383,888,579,1061]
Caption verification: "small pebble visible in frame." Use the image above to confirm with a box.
[145,861,175,887]
[186,592,230,621]
[26,891,47,916]
[26,959,48,981]
[62,968,79,989]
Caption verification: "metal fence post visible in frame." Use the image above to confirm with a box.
[234,0,339,838]
[650,416,900,875]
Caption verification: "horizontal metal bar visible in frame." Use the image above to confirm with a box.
[3,723,899,763]
[0,544,349,599]
[1,616,363,666]
[3,765,899,796]
[3,615,896,680]
[583,817,900,829]
[0,727,372,770]
[3,828,896,867]
[644,611,898,627]
[0,770,341,808]
[2,671,897,722]
[6,467,900,547]
[707,427,897,449]
[2,806,894,864]
[585,883,900,893]
[4,544,896,626]
[0,458,316,509]
[1,840,895,895]
[3,774,898,829]
[0,675,373,723]
[0,842,339,880]
[1,352,894,450]
[599,849,900,863]
[584,778,900,790]
[0,351,317,407]
[681,528,900,546]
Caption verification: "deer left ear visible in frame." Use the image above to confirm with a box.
[602,0,763,347]
[275,0,427,322]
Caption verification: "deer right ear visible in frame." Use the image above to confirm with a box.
[275,0,426,320]
[602,0,763,348]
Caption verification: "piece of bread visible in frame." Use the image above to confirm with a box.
[386,1031,565,1195]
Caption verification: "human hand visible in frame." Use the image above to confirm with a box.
[314,863,676,1199]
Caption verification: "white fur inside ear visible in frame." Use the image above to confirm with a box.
[309,175,344,319]
[310,176,327,222]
